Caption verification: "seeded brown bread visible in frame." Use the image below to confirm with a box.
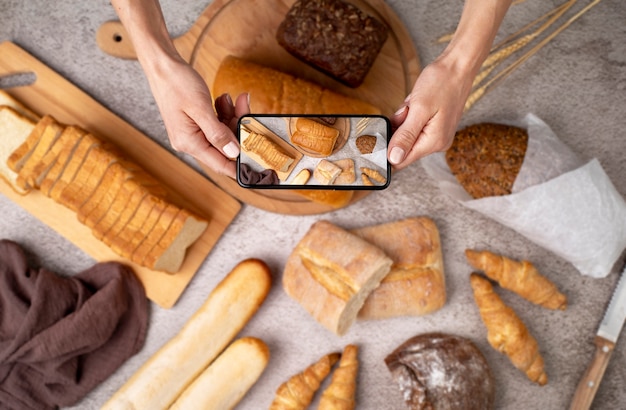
[445,123,528,199]
[276,0,388,88]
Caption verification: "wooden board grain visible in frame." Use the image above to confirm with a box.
[0,41,241,309]
[96,0,419,215]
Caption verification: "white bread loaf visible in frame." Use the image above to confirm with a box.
[102,259,272,410]
[353,217,446,319]
[213,56,381,115]
[283,220,392,335]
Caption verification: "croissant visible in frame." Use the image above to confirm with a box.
[465,249,567,310]
[469,273,548,385]
[269,352,340,410]
[318,344,359,410]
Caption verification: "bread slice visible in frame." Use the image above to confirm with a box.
[283,220,392,335]
[109,194,167,259]
[46,134,101,201]
[24,125,84,189]
[142,208,208,273]
[131,203,180,267]
[352,217,446,319]
[56,143,120,212]
[123,198,168,259]
[6,114,54,174]
[0,106,36,194]
[0,90,39,121]
[15,117,64,191]
[39,128,88,196]
[97,183,148,243]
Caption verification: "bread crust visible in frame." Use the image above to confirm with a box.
[353,217,446,319]
[213,56,381,115]
[102,259,272,409]
[283,220,392,335]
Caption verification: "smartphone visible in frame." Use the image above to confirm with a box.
[236,114,391,190]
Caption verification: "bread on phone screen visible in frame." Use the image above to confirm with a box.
[283,220,392,335]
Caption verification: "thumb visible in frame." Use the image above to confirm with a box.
[388,108,427,169]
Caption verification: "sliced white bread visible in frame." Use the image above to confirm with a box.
[39,128,88,196]
[57,143,119,212]
[15,117,64,191]
[0,106,36,194]
[131,203,180,266]
[109,194,167,258]
[25,125,86,190]
[0,90,39,121]
[6,114,52,174]
[142,208,208,273]
[97,184,147,243]
[47,134,101,201]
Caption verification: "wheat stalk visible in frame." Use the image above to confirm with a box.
[465,0,604,112]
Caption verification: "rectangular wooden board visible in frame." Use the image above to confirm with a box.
[0,41,242,308]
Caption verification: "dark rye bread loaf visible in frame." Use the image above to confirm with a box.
[385,333,495,410]
[445,122,528,199]
[276,0,389,88]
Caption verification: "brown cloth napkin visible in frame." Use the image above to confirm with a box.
[0,239,149,410]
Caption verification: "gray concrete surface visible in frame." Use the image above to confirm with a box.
[1,0,625,409]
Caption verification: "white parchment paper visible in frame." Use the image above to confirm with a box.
[421,114,626,278]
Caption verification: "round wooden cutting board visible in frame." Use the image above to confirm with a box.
[97,0,420,215]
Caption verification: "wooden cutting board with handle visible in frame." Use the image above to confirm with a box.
[97,0,421,214]
[0,41,241,309]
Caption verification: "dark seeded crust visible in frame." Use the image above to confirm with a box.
[385,333,495,410]
[276,0,389,88]
[445,123,528,199]
[356,135,377,154]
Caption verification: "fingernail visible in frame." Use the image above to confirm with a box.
[245,92,250,107]
[224,93,233,106]
[394,105,408,116]
[389,147,405,164]
[223,141,239,159]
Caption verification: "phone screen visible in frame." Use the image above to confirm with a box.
[236,114,391,190]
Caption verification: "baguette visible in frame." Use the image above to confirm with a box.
[170,337,270,410]
[283,220,392,335]
[213,56,381,115]
[102,259,272,409]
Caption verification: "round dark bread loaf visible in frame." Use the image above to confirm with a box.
[445,122,528,199]
[385,332,495,410]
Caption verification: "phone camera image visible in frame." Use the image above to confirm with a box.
[236,114,391,190]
